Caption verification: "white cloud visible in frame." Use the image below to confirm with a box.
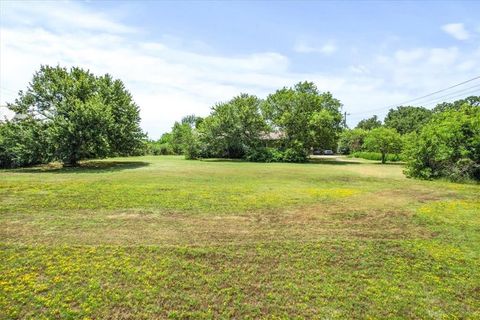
[394,48,425,64]
[1,2,479,136]
[294,40,337,55]
[442,23,470,40]
[349,65,370,74]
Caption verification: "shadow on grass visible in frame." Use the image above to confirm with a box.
[200,158,246,163]
[372,162,405,166]
[12,161,150,174]
[201,157,361,165]
[308,158,361,165]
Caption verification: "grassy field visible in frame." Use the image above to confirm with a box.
[1,156,479,319]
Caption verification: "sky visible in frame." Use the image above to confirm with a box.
[1,0,479,139]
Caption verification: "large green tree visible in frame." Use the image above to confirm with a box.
[337,128,368,154]
[170,119,195,155]
[198,94,267,158]
[403,103,480,181]
[363,127,402,164]
[355,115,382,130]
[262,81,343,155]
[433,96,480,113]
[0,116,50,168]
[384,106,432,135]
[7,65,144,166]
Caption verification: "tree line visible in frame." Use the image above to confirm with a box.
[147,82,344,163]
[151,91,479,181]
[338,97,479,181]
[1,65,479,181]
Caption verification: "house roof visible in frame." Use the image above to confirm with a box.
[260,131,285,140]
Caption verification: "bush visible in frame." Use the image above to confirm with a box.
[447,158,480,182]
[245,147,283,162]
[350,151,403,162]
[183,131,202,160]
[282,147,308,163]
[363,127,402,164]
[403,104,480,181]
[0,119,50,168]
[337,129,368,154]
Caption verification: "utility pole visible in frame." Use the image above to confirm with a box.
[343,111,350,128]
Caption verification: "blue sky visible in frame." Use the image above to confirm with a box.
[1,1,479,138]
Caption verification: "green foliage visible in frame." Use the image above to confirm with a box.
[350,151,402,162]
[245,147,283,162]
[355,115,382,130]
[6,65,144,166]
[384,106,432,134]
[364,127,402,164]
[0,117,50,168]
[184,130,202,160]
[97,75,145,156]
[171,121,194,154]
[198,94,267,159]
[433,96,479,113]
[262,81,343,153]
[181,114,204,128]
[145,140,175,155]
[403,104,480,181]
[337,128,368,154]
[48,96,113,165]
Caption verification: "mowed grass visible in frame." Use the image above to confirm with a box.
[0,156,479,319]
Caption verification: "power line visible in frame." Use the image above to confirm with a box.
[421,89,480,108]
[417,83,480,103]
[350,75,480,115]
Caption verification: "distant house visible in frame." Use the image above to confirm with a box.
[260,131,285,147]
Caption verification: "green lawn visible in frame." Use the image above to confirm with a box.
[1,156,479,319]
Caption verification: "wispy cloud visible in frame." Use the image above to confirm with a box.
[293,40,337,55]
[442,23,470,40]
[1,2,479,136]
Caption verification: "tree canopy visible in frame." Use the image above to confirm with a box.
[262,81,343,155]
[355,115,382,130]
[338,128,368,154]
[1,65,144,167]
[384,106,432,135]
[363,127,402,164]
[199,94,267,158]
[403,103,480,181]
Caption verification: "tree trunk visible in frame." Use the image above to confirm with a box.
[64,155,79,167]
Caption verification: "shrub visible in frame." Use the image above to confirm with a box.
[337,129,368,154]
[363,127,402,164]
[403,104,480,181]
[0,118,50,168]
[350,151,402,162]
[282,147,308,163]
[245,147,283,162]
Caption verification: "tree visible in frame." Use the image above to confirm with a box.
[355,115,382,130]
[97,75,145,156]
[433,96,480,113]
[363,127,402,163]
[384,106,432,135]
[337,128,368,154]
[198,94,267,158]
[403,103,480,181]
[47,96,112,165]
[181,114,203,128]
[8,65,144,166]
[171,122,193,155]
[262,81,343,157]
[0,116,50,168]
